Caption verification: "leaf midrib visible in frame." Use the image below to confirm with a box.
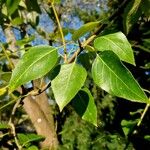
[61,63,76,107]
[98,55,147,101]
[10,48,56,88]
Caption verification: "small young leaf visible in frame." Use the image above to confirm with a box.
[17,133,44,148]
[9,45,58,91]
[72,88,97,126]
[51,63,87,111]
[121,119,138,136]
[94,32,135,65]
[72,21,100,41]
[27,146,38,150]
[92,51,149,103]
[6,0,21,15]
[123,0,142,34]
[0,123,10,130]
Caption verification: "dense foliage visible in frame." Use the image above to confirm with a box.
[0,0,150,149]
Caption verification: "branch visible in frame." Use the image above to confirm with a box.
[51,2,67,62]
[0,43,14,69]
[8,99,22,149]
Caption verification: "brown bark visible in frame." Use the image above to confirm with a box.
[4,26,58,149]
[23,93,58,149]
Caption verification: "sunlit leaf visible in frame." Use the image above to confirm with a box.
[52,62,87,111]
[94,32,135,65]
[9,45,58,91]
[0,87,7,96]
[72,21,100,41]
[72,88,97,126]
[0,123,10,130]
[92,51,149,103]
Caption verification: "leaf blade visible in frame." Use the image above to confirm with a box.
[94,32,135,65]
[72,21,100,41]
[92,51,149,103]
[51,63,87,111]
[9,45,58,91]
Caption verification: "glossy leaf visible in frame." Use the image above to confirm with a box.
[72,88,97,126]
[94,32,135,65]
[72,21,100,41]
[51,63,87,111]
[123,0,142,34]
[92,51,149,103]
[6,0,21,15]
[9,45,58,91]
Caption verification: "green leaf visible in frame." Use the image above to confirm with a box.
[6,0,21,15]
[121,119,138,136]
[0,123,10,130]
[72,88,97,126]
[72,21,100,41]
[25,0,41,13]
[141,0,150,17]
[9,45,58,91]
[51,62,87,111]
[27,146,38,150]
[17,133,44,148]
[92,51,149,103]
[11,17,24,26]
[144,135,150,141]
[0,87,7,96]
[16,36,35,47]
[123,0,142,34]
[94,32,135,65]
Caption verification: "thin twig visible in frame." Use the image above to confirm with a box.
[68,35,96,63]
[8,99,22,149]
[137,103,149,127]
[51,2,67,62]
[0,43,14,69]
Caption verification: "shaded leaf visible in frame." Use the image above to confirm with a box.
[72,21,100,41]
[94,32,135,65]
[123,0,142,34]
[121,119,138,136]
[72,88,97,126]
[9,45,58,91]
[92,51,149,103]
[51,62,87,111]
[25,0,41,13]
